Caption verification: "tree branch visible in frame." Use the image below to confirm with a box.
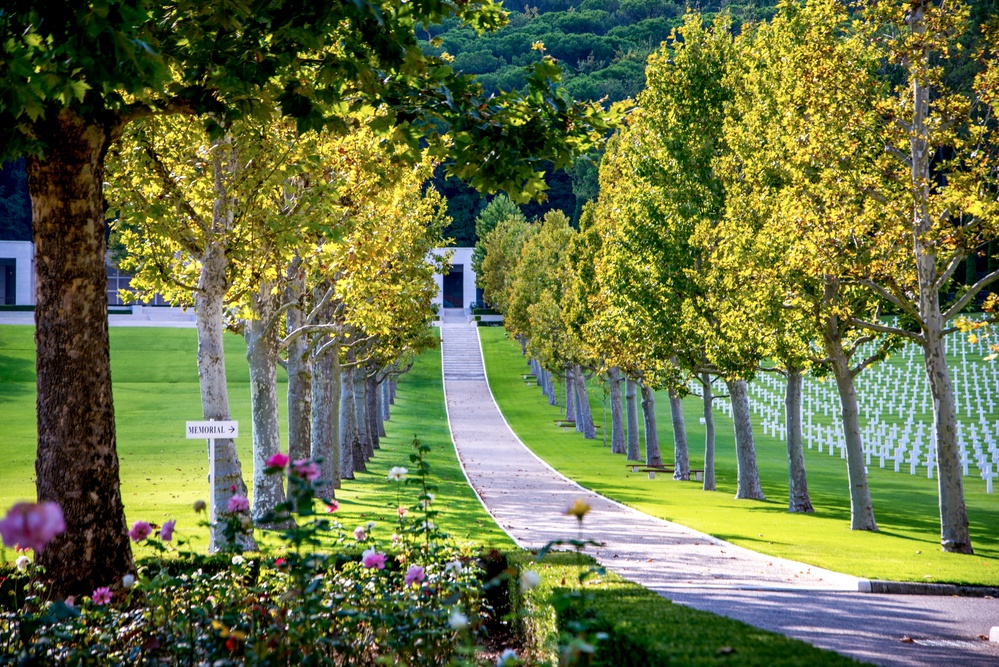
[943,268,999,321]
[850,317,923,342]
[933,251,966,293]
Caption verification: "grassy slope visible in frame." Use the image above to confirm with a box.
[479,327,999,586]
[0,325,512,558]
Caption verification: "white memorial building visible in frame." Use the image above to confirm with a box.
[0,241,34,306]
[431,247,479,312]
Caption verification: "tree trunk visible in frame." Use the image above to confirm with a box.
[355,367,372,459]
[785,368,813,513]
[907,0,972,554]
[390,379,397,404]
[608,367,626,454]
[668,388,690,480]
[565,368,576,421]
[382,379,392,421]
[701,373,716,491]
[574,365,596,439]
[285,266,313,463]
[376,379,387,437]
[824,316,877,531]
[340,352,361,477]
[244,283,288,520]
[312,344,341,498]
[365,374,380,449]
[640,383,662,467]
[726,378,765,501]
[29,112,133,596]
[195,248,254,550]
[923,331,972,552]
[626,378,641,460]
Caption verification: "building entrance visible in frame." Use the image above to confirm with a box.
[443,265,463,308]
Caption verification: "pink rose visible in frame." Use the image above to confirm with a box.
[92,587,112,605]
[159,519,176,542]
[0,501,65,553]
[404,565,425,587]
[227,495,250,513]
[361,549,387,570]
[266,452,289,469]
[128,520,152,543]
[326,500,339,513]
[292,459,320,482]
[353,526,366,541]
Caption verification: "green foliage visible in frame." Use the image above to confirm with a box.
[471,194,528,282]
[0,445,502,666]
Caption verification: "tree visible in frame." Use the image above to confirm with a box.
[2,0,618,595]
[479,215,537,314]
[718,0,897,526]
[471,194,528,292]
[846,0,999,552]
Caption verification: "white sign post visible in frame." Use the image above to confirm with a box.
[186,420,238,553]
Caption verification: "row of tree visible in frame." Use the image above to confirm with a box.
[107,115,448,549]
[478,0,999,555]
[1,0,618,596]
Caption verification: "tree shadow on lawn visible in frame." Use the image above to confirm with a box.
[0,354,33,405]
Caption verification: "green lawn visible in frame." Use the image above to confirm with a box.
[479,327,999,586]
[0,325,512,559]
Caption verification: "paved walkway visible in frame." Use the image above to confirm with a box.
[0,307,196,327]
[439,311,999,667]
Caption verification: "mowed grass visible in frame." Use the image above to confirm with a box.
[0,324,512,560]
[479,327,999,586]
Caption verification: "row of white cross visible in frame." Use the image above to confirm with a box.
[690,325,997,493]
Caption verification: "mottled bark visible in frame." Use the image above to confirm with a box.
[382,379,392,421]
[376,379,387,437]
[565,368,576,421]
[312,346,341,498]
[923,332,971,552]
[785,368,813,513]
[244,283,288,520]
[365,374,380,449]
[668,388,690,480]
[701,373,716,491]
[726,379,765,501]
[195,247,254,550]
[905,3,973,551]
[626,378,641,460]
[608,367,626,454]
[824,317,877,531]
[640,383,662,467]
[339,353,362,477]
[574,365,596,439]
[285,273,313,463]
[29,112,132,596]
[355,367,372,459]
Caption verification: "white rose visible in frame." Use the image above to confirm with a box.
[15,556,30,573]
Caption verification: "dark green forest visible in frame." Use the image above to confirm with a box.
[429,0,785,242]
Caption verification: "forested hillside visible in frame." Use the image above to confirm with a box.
[1,0,994,246]
[429,0,784,243]
[433,0,996,244]
[422,0,779,104]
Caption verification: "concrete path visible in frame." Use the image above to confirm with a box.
[0,307,196,327]
[439,311,999,667]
